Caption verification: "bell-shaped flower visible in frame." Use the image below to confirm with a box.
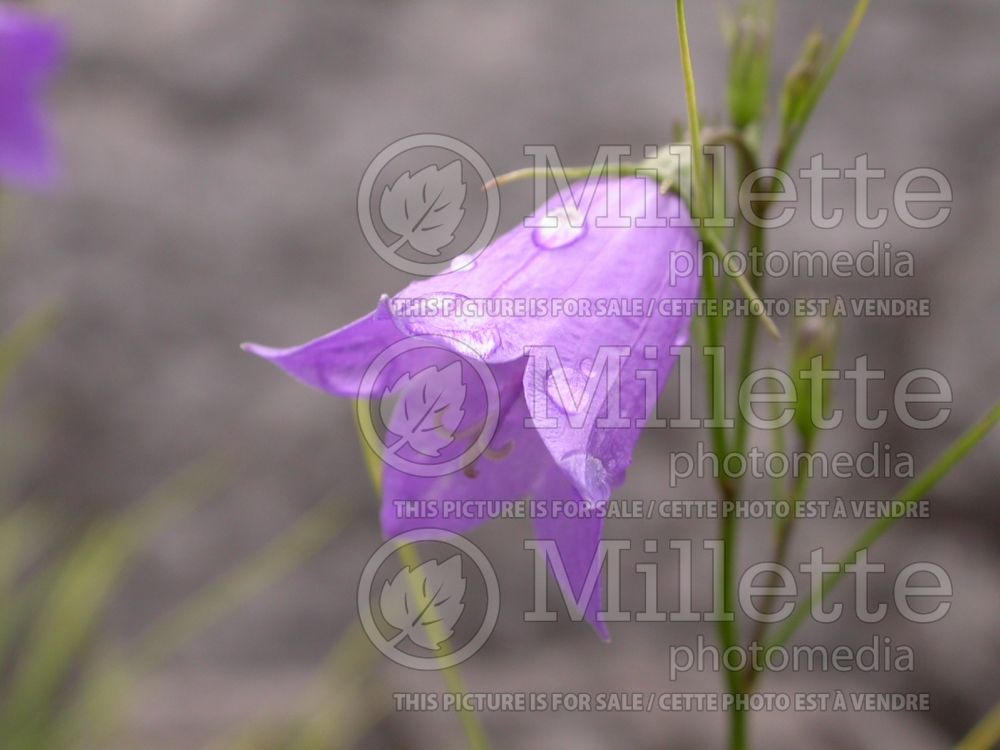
[246,176,700,638]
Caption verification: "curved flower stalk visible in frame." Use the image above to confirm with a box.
[246,176,700,637]
[0,5,64,186]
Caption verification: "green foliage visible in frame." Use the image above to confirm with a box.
[0,308,373,749]
[0,460,228,750]
[675,2,996,748]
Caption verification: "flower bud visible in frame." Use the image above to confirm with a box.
[780,31,826,144]
[727,11,772,130]
[790,314,838,446]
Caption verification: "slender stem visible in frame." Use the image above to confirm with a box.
[743,447,813,689]
[484,163,637,191]
[393,541,490,750]
[679,0,727,468]
[760,402,1000,660]
[675,5,779,341]
[730,315,758,461]
[700,260,728,464]
[675,0,705,221]
[718,499,742,677]
[727,700,748,750]
[730,163,765,468]
[354,406,490,750]
[675,4,747,748]
[740,0,873,698]
[705,236,745,750]
[702,230,780,340]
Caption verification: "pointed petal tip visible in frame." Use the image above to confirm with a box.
[241,341,279,358]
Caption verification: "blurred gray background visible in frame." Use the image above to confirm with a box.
[2,0,998,747]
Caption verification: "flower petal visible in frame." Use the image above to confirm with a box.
[0,8,64,186]
[380,371,547,535]
[388,177,698,364]
[243,301,405,398]
[530,477,609,640]
[514,185,700,503]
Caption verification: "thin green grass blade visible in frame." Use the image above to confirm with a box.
[0,458,227,749]
[764,402,1000,654]
[48,497,346,748]
[0,306,61,404]
[284,625,382,750]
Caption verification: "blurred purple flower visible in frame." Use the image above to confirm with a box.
[0,5,64,186]
[246,177,700,638]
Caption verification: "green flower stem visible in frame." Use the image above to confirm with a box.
[728,153,765,476]
[393,540,491,750]
[675,3,747,749]
[355,406,491,750]
[742,446,814,689]
[483,164,636,191]
[690,134,756,425]
[763,400,791,513]
[675,0,777,344]
[699,257,728,462]
[956,698,1000,750]
[702,230,780,341]
[731,315,760,465]
[734,0,872,699]
[754,401,1000,680]
[674,0,705,220]
[717,486,746,749]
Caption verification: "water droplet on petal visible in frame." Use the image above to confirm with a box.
[447,254,476,273]
[564,452,611,505]
[447,327,502,359]
[394,292,502,359]
[533,205,587,249]
[544,366,590,413]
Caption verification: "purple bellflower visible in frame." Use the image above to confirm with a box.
[0,5,63,186]
[246,176,700,638]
